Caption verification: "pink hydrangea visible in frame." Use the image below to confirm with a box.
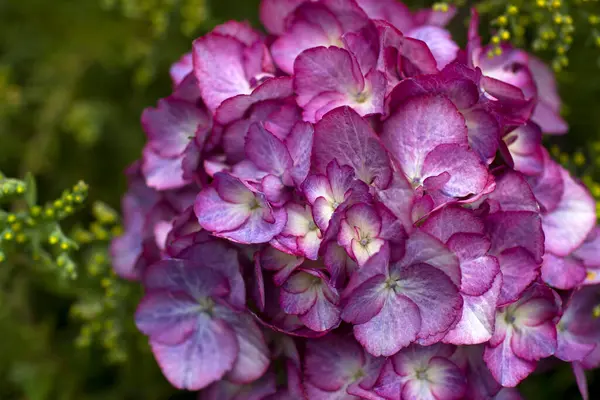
[111,1,600,398]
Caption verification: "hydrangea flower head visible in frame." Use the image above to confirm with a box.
[112,1,600,398]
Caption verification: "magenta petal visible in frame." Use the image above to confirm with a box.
[150,313,238,390]
[382,94,467,183]
[246,123,293,176]
[193,34,253,113]
[353,291,421,356]
[541,253,586,290]
[135,290,200,345]
[542,167,596,256]
[528,149,564,212]
[260,246,304,286]
[463,108,500,163]
[483,336,536,388]
[313,106,392,188]
[572,362,589,400]
[170,53,193,86]
[487,169,539,213]
[355,0,414,32]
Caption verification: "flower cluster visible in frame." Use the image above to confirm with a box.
[112,1,600,398]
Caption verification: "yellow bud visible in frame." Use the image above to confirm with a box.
[49,235,59,245]
[507,5,518,15]
[536,0,545,6]
[31,206,41,216]
[54,200,63,208]
[500,31,511,41]
[60,242,69,250]
[590,15,599,25]
[101,278,112,288]
[16,234,26,243]
[551,0,561,8]
[494,47,503,56]
[497,16,508,26]
[593,304,600,318]
[45,208,54,217]
[16,184,25,194]
[557,46,566,55]
[596,36,600,47]
[492,36,501,44]
[64,205,74,214]
[587,270,597,281]
[573,152,586,166]
[3,231,13,241]
[564,16,573,25]
[10,223,21,231]
[554,14,563,24]
[6,214,16,223]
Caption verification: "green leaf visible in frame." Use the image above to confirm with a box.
[24,172,37,208]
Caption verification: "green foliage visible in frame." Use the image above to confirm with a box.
[0,0,599,398]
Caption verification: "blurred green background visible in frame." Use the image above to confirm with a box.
[0,0,599,399]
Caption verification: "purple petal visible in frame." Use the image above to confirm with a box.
[382,94,467,183]
[218,310,270,384]
[285,121,314,187]
[142,97,209,157]
[170,52,193,86]
[495,247,540,306]
[542,167,596,256]
[271,3,343,74]
[483,334,536,388]
[444,274,502,345]
[541,253,586,290]
[142,147,188,190]
[135,290,201,345]
[342,274,387,325]
[259,0,305,35]
[486,211,544,263]
[246,123,293,176]
[193,34,252,113]
[259,246,304,286]
[353,290,421,356]
[420,204,485,245]
[195,187,251,232]
[313,106,392,188]
[396,263,463,343]
[199,370,277,400]
[408,26,459,70]
[216,77,294,126]
[150,313,238,390]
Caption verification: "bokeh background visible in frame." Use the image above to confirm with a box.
[1,0,600,399]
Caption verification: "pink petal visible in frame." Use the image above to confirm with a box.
[495,247,540,306]
[342,275,387,325]
[355,0,414,32]
[510,322,557,361]
[142,147,188,190]
[313,106,392,188]
[300,290,341,332]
